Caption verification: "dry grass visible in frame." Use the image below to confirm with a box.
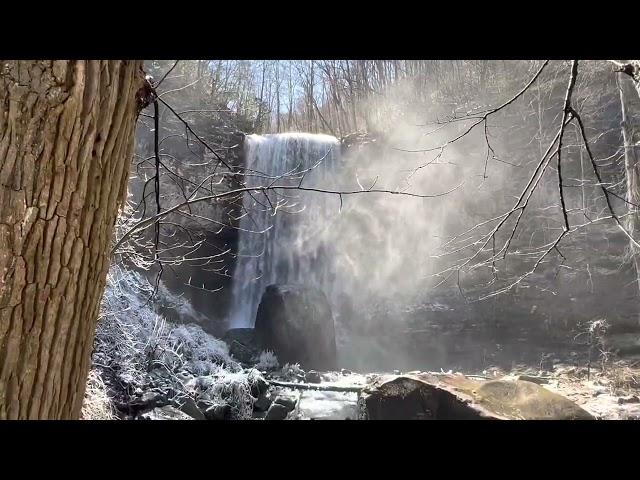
[605,360,640,395]
[81,369,117,420]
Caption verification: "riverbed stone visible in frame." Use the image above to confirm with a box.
[253,394,273,412]
[265,403,290,420]
[173,395,206,420]
[305,370,322,383]
[250,374,269,397]
[127,391,169,414]
[273,395,297,412]
[224,328,260,363]
[205,404,232,420]
[618,395,640,404]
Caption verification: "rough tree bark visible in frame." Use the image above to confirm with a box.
[619,61,640,300]
[0,60,145,419]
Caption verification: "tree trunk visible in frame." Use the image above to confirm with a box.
[619,62,640,303]
[0,60,144,419]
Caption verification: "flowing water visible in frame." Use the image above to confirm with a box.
[228,133,341,328]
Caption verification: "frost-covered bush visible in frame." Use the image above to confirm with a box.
[280,363,306,382]
[166,324,236,375]
[256,350,279,371]
[185,369,257,420]
[83,265,245,418]
[94,266,239,375]
[81,369,116,420]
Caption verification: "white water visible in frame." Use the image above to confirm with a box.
[228,133,341,328]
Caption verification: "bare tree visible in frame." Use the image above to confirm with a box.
[616,61,640,292]
[0,60,145,419]
[124,60,640,306]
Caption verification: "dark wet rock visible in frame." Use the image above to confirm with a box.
[273,396,296,412]
[250,374,269,397]
[224,328,257,345]
[305,370,322,383]
[255,284,337,370]
[229,341,256,364]
[205,404,232,420]
[618,395,640,404]
[341,369,352,375]
[128,391,169,413]
[224,328,260,363]
[253,395,273,412]
[358,376,497,420]
[265,403,289,420]
[173,395,206,420]
[340,131,382,154]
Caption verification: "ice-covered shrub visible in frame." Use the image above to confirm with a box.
[81,369,116,420]
[166,324,236,375]
[256,350,279,371]
[280,363,306,382]
[84,265,244,418]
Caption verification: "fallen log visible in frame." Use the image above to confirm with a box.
[268,380,363,393]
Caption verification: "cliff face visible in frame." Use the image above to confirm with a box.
[129,100,249,335]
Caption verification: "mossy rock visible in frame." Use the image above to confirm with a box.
[358,374,503,420]
[358,374,594,420]
[470,379,593,420]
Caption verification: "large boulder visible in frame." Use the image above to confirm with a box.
[172,395,206,420]
[358,375,501,420]
[265,403,290,420]
[255,284,337,370]
[471,378,594,420]
[205,404,232,420]
[358,374,595,420]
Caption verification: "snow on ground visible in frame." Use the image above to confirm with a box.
[82,266,254,419]
[296,390,358,420]
[541,373,640,420]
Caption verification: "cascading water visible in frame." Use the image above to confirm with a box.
[228,133,341,328]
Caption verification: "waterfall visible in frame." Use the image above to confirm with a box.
[228,133,341,328]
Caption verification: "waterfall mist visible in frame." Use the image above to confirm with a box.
[226,68,633,373]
